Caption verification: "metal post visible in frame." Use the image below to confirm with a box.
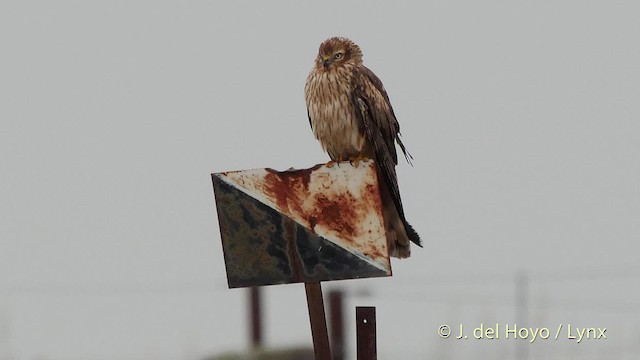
[249,287,262,348]
[356,306,376,360]
[305,282,332,360]
[328,290,345,360]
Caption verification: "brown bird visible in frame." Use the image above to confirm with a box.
[304,36,421,258]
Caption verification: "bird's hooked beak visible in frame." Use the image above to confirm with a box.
[322,55,331,68]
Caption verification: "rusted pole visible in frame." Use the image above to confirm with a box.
[356,306,376,360]
[305,282,332,360]
[328,290,345,360]
[249,287,262,348]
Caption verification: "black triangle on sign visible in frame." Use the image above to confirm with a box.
[294,224,389,281]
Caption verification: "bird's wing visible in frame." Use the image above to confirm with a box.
[358,66,413,164]
[350,65,410,220]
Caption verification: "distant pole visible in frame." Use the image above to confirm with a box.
[305,282,332,360]
[516,271,528,360]
[249,287,262,348]
[356,307,376,360]
[328,290,345,360]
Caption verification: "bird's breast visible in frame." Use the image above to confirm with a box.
[305,70,366,160]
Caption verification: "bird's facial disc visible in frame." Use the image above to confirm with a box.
[320,49,346,69]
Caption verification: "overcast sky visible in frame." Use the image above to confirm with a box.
[1,1,639,359]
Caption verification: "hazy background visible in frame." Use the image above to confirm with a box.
[1,1,639,359]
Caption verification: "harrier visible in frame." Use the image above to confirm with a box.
[304,36,421,258]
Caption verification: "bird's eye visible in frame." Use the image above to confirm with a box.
[334,52,343,59]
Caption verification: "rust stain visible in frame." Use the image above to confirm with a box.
[308,215,317,232]
[262,171,293,211]
[256,163,387,259]
[283,217,302,282]
[265,164,322,190]
[262,166,321,214]
[365,183,382,211]
[312,192,358,238]
[363,244,384,259]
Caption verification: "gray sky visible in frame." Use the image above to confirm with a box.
[1,1,639,359]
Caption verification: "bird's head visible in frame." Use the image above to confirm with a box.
[315,36,363,71]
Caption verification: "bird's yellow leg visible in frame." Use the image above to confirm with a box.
[349,153,369,168]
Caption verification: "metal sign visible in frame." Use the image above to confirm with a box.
[212,161,391,288]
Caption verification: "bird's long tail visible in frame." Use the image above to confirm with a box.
[403,220,422,247]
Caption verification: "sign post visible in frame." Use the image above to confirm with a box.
[212,161,390,359]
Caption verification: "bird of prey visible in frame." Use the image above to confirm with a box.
[304,36,421,258]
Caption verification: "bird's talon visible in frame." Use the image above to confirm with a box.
[325,157,345,168]
[349,155,367,168]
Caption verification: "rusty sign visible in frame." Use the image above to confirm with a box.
[212,160,392,288]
